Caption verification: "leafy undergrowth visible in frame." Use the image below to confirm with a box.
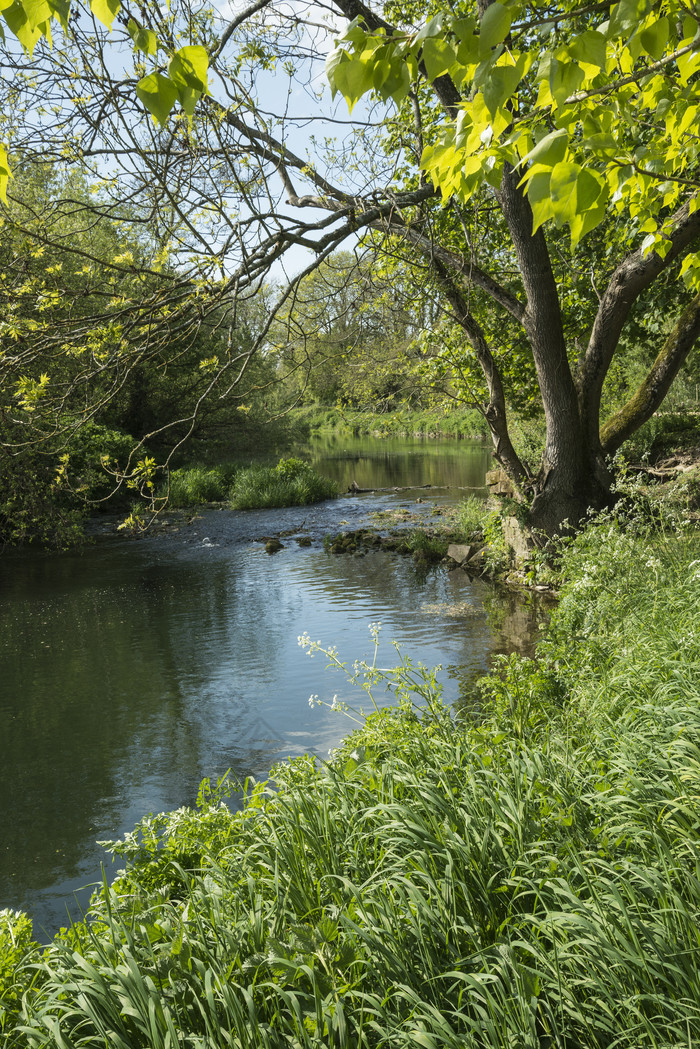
[3,519,700,1047]
[167,463,240,506]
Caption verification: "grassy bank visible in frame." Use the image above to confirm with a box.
[3,515,700,1046]
[294,405,490,440]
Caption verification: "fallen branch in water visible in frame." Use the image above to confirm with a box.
[346,481,485,493]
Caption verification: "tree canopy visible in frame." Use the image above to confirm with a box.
[1,0,700,535]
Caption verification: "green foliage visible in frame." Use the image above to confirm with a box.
[452,494,487,539]
[620,411,700,463]
[270,253,442,414]
[329,0,700,268]
[0,422,136,546]
[166,463,239,506]
[294,405,489,439]
[230,458,338,510]
[0,909,37,1035]
[483,507,509,572]
[403,528,447,562]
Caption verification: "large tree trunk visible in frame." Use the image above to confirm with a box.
[526,442,613,539]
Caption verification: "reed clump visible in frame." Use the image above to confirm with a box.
[3,516,700,1047]
[230,457,338,509]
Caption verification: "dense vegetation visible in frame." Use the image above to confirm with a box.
[3,504,700,1046]
[3,0,700,538]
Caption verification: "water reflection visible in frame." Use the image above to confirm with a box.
[301,433,492,494]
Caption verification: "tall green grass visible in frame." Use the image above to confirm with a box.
[4,518,700,1047]
[167,463,239,506]
[230,457,337,509]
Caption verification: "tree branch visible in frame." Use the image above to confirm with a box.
[580,195,700,444]
[399,228,526,325]
[601,292,700,455]
[430,257,529,486]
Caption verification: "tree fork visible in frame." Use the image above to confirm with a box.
[601,292,700,455]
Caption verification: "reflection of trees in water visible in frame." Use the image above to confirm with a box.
[0,548,280,915]
[483,588,551,661]
[451,587,551,718]
[306,436,492,491]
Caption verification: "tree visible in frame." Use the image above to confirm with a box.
[269,251,434,410]
[1,0,700,536]
[0,161,276,542]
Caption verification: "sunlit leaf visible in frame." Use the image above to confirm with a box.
[640,17,669,59]
[127,18,157,56]
[0,141,11,204]
[333,57,374,112]
[2,0,42,52]
[89,0,119,30]
[421,37,457,80]
[168,44,208,92]
[479,2,511,52]
[136,71,178,124]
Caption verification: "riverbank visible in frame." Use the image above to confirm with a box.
[293,405,491,440]
[3,508,700,1045]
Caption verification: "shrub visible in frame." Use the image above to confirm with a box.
[0,909,37,1036]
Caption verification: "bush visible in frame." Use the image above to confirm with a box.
[0,909,37,1037]
[0,421,137,547]
[289,406,489,439]
[453,494,488,539]
[230,457,337,510]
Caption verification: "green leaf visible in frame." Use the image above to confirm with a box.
[521,128,569,171]
[549,57,584,108]
[47,0,69,28]
[0,142,11,205]
[168,45,208,92]
[374,59,410,103]
[325,47,346,97]
[452,15,476,42]
[421,37,457,80]
[526,171,555,233]
[679,253,700,291]
[127,17,157,56]
[89,0,119,30]
[608,0,653,37]
[677,47,700,85]
[2,1,41,52]
[414,13,443,45]
[479,2,511,52]
[136,71,178,125]
[337,17,367,46]
[549,160,582,226]
[568,30,607,71]
[576,167,606,211]
[20,0,51,30]
[333,57,374,112]
[481,60,524,119]
[640,17,669,59]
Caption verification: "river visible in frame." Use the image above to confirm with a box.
[0,434,540,938]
